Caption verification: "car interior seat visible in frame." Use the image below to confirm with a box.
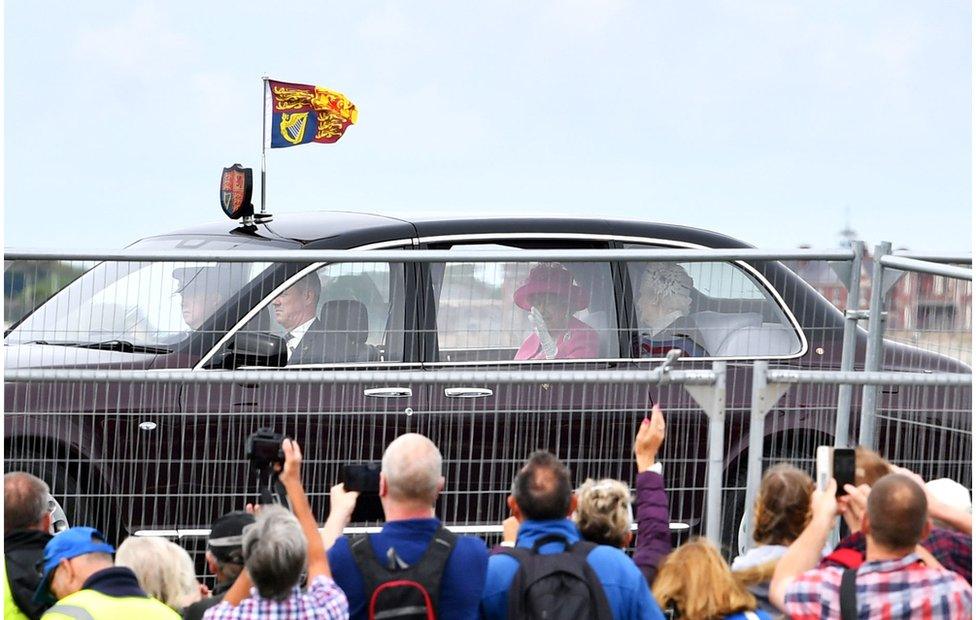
[581,310,614,358]
[715,322,799,357]
[692,310,798,357]
[319,300,379,362]
[692,311,763,355]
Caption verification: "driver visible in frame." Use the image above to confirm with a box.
[513,263,599,361]
[173,266,245,331]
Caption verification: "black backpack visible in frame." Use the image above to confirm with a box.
[499,533,613,620]
[349,526,457,620]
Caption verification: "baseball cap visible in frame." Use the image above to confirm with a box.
[208,511,255,563]
[33,527,115,604]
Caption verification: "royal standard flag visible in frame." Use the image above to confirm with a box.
[266,79,358,148]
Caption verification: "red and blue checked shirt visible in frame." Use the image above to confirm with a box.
[784,553,972,619]
[203,575,349,620]
[820,528,972,584]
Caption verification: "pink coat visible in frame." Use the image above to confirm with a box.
[514,317,600,360]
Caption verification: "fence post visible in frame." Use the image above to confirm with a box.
[684,362,726,546]
[834,240,865,446]
[859,241,892,448]
[741,361,789,554]
[705,362,726,545]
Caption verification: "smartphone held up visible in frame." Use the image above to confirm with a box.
[816,446,855,497]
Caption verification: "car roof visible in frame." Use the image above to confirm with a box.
[154,210,753,250]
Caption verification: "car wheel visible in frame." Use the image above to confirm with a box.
[721,462,751,560]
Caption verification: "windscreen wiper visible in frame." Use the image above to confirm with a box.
[23,339,171,354]
[74,340,172,354]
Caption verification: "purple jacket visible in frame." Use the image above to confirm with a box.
[633,470,672,585]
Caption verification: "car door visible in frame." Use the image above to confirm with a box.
[620,241,813,544]
[179,254,420,525]
[416,237,648,534]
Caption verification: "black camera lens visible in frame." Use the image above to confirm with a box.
[246,429,285,471]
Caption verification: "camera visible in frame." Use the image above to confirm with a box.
[342,463,381,494]
[246,428,285,472]
[246,429,288,506]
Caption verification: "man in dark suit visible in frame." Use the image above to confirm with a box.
[272,272,327,365]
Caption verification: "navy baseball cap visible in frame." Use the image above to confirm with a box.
[33,527,115,604]
[208,511,255,563]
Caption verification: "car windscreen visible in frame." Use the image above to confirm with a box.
[5,236,288,350]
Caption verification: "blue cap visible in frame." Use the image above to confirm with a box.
[33,527,115,604]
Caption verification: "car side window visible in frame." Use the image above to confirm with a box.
[624,244,802,358]
[431,246,619,363]
[237,261,405,365]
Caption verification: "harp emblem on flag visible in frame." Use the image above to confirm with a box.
[280,113,309,145]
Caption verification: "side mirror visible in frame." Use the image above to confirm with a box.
[224,332,287,369]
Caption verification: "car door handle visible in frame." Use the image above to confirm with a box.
[363,387,413,398]
[444,387,494,399]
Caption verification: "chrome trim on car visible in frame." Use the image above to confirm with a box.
[195,230,808,370]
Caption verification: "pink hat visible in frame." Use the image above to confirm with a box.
[513,263,589,312]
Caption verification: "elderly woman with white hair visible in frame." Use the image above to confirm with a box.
[115,536,206,612]
[636,262,709,357]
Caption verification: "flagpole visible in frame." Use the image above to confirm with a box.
[261,76,269,214]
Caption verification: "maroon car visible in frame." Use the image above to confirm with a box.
[4,212,970,552]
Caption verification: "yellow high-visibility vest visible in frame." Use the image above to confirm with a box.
[40,588,179,620]
[3,561,32,620]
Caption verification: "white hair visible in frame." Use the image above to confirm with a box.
[637,263,694,325]
[115,537,200,610]
[242,505,306,601]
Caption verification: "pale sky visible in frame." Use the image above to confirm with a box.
[5,1,972,252]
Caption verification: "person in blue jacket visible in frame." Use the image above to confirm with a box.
[327,433,488,619]
[481,451,664,620]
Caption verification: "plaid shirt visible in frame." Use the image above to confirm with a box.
[820,528,972,584]
[203,575,348,620]
[785,553,972,619]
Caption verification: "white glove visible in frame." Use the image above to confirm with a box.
[528,306,558,360]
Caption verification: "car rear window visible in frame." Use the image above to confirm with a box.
[624,243,802,358]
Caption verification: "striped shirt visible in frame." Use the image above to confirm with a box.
[784,553,972,619]
[203,575,348,620]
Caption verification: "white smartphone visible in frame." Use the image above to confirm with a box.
[816,446,833,492]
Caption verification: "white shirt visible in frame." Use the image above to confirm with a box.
[286,317,316,360]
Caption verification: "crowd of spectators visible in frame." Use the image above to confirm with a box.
[4,405,972,620]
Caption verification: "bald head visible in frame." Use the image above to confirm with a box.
[5,472,50,534]
[381,434,444,506]
[867,473,929,553]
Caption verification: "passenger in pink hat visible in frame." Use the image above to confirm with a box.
[513,263,600,361]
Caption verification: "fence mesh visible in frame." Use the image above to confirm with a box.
[4,250,971,577]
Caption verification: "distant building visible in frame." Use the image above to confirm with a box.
[786,228,971,364]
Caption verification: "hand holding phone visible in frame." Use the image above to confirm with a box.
[816,446,855,497]
[342,463,381,494]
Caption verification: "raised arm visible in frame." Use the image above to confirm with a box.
[320,483,360,550]
[632,404,672,585]
[279,438,331,580]
[770,478,837,611]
